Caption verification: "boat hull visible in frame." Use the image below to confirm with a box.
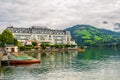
[9,59,40,64]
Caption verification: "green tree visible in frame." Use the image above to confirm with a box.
[0,34,4,47]
[41,42,50,49]
[32,42,37,47]
[64,44,71,48]
[14,38,18,45]
[17,41,23,47]
[70,44,77,48]
[1,29,14,45]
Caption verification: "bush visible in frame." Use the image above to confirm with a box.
[25,45,33,50]
[19,45,33,51]
[25,45,33,47]
[32,42,37,46]
[19,46,26,51]
[80,46,84,49]
[41,42,50,49]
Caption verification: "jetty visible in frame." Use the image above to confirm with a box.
[0,52,10,66]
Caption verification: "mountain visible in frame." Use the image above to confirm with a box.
[65,25,120,46]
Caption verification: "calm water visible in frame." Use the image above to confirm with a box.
[0,47,120,80]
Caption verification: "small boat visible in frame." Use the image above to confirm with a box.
[9,55,40,64]
[76,48,85,52]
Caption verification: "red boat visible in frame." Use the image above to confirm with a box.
[9,59,40,64]
[9,55,40,64]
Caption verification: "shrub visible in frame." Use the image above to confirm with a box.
[19,46,26,51]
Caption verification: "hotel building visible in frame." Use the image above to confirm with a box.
[7,26,76,45]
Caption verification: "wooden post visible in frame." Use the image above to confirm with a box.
[0,52,3,67]
[0,61,1,67]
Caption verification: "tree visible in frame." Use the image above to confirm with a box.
[64,44,71,48]
[17,41,23,47]
[0,34,4,47]
[1,29,14,45]
[41,42,50,49]
[32,42,37,47]
[14,38,18,45]
[70,44,77,48]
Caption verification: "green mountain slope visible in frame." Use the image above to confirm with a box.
[65,25,120,45]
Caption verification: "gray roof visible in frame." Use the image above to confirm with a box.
[5,44,17,47]
[7,26,70,35]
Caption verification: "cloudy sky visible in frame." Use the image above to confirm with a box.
[0,0,120,31]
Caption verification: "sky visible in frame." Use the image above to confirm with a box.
[0,0,120,31]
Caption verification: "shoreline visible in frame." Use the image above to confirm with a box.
[22,48,77,53]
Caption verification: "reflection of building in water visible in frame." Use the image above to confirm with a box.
[35,53,41,60]
[7,26,76,45]
[63,51,78,67]
[40,51,78,68]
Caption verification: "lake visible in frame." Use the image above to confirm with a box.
[0,46,120,80]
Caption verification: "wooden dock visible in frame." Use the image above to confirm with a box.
[2,55,9,61]
[0,51,3,67]
[0,51,3,59]
[0,52,9,66]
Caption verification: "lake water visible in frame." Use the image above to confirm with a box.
[0,47,120,80]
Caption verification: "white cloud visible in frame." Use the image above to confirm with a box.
[0,0,120,31]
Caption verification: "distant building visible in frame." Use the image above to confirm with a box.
[7,26,77,45]
[5,45,18,53]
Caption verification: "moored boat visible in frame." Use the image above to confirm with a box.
[9,59,40,64]
[76,48,85,52]
[9,55,40,64]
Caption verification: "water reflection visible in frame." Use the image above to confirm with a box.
[0,47,120,80]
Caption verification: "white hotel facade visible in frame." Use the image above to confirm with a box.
[7,26,76,45]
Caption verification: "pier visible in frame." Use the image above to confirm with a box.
[0,52,9,66]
